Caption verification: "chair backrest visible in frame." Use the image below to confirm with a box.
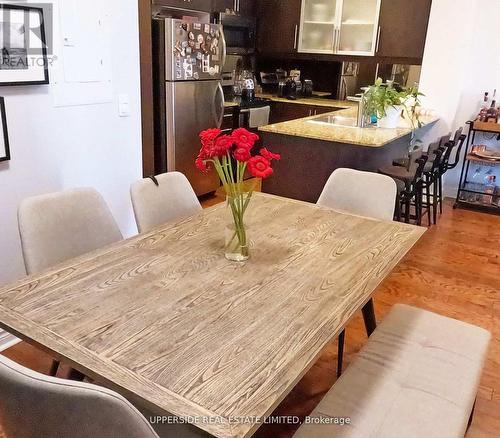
[426,140,443,171]
[317,168,397,221]
[0,355,159,438]
[130,172,202,234]
[447,134,467,170]
[427,140,441,157]
[18,188,123,275]
[452,126,464,144]
[408,146,424,175]
[443,127,466,170]
[439,133,452,146]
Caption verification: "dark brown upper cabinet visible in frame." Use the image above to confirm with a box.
[255,0,432,61]
[212,0,234,12]
[256,0,302,54]
[213,0,255,15]
[237,0,255,16]
[376,0,432,59]
[152,0,212,12]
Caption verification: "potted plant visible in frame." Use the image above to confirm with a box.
[363,78,407,129]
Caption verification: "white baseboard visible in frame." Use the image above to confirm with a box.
[0,330,20,352]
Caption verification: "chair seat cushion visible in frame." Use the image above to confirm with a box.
[392,157,409,167]
[293,304,490,438]
[379,166,413,182]
[424,161,434,173]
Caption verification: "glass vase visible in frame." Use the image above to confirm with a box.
[225,192,252,262]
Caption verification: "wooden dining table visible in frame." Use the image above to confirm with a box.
[0,193,425,438]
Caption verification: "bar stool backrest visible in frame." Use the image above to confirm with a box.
[408,146,424,175]
[427,141,443,172]
[442,127,465,170]
[439,133,452,146]
[447,134,467,170]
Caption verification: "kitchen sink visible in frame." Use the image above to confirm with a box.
[307,114,359,128]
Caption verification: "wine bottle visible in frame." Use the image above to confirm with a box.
[487,90,498,123]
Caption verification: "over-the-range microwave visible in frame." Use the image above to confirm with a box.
[215,13,256,55]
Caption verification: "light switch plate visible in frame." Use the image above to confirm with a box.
[118,94,130,117]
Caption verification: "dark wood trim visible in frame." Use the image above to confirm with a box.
[0,97,10,162]
[138,0,155,177]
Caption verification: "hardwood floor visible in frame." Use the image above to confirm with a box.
[1,198,499,437]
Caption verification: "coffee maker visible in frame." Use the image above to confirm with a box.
[280,77,302,100]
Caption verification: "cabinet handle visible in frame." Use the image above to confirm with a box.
[334,27,340,53]
[294,24,298,50]
[376,26,381,53]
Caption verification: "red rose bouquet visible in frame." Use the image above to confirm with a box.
[196,128,280,261]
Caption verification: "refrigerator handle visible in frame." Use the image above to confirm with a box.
[215,82,225,128]
[220,25,227,69]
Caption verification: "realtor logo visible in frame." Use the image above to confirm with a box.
[0,3,52,70]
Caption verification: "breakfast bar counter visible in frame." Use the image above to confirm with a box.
[258,105,439,203]
[259,105,438,147]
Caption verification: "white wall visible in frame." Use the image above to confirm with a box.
[418,0,500,196]
[0,0,142,285]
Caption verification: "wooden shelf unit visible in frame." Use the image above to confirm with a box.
[455,121,500,215]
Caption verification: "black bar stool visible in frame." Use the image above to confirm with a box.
[380,147,428,225]
[437,128,466,214]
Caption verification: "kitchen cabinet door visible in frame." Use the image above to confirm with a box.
[297,0,381,56]
[298,0,339,53]
[212,0,234,12]
[270,102,317,124]
[238,0,256,16]
[336,0,381,56]
[213,0,255,15]
[376,0,432,59]
[256,0,302,54]
[313,105,335,116]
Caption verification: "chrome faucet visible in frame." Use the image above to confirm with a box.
[347,88,369,128]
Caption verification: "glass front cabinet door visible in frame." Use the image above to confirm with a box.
[298,0,381,56]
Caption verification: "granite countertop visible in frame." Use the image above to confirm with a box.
[224,93,352,109]
[223,101,240,108]
[259,105,439,147]
[255,92,353,109]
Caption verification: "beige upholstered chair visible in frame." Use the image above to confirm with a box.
[317,168,398,221]
[18,188,123,275]
[0,354,159,438]
[130,172,202,234]
[17,188,123,378]
[317,168,397,377]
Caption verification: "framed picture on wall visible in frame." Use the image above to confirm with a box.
[0,4,49,86]
[0,97,10,161]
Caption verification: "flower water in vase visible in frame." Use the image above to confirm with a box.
[225,191,252,261]
[195,128,280,261]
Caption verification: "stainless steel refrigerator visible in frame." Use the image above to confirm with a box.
[153,18,226,196]
[336,61,378,100]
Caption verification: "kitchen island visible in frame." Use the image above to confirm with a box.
[259,104,438,203]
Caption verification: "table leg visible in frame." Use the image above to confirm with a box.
[337,330,345,379]
[49,359,60,377]
[68,368,86,381]
[362,299,377,337]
